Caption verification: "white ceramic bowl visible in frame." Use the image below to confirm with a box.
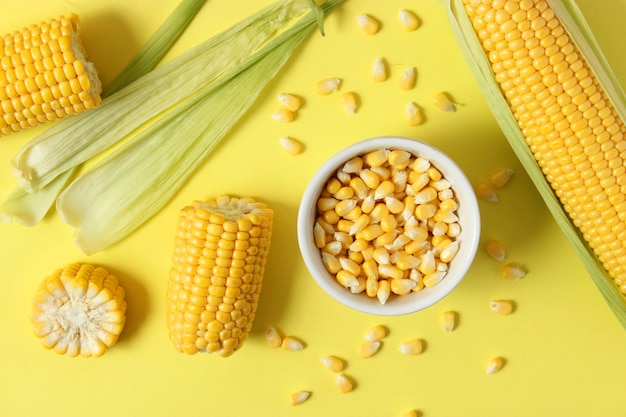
[297,136,481,316]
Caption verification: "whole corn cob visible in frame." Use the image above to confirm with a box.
[0,14,101,136]
[30,263,127,357]
[446,0,626,324]
[166,195,273,357]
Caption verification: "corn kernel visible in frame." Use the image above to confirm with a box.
[278,137,303,155]
[399,9,420,31]
[371,57,387,82]
[265,326,282,348]
[358,340,381,358]
[489,168,514,188]
[356,14,379,35]
[277,93,301,111]
[486,357,504,375]
[398,67,416,90]
[398,339,423,355]
[377,279,391,304]
[432,91,456,112]
[316,78,341,95]
[501,263,526,280]
[476,182,498,202]
[335,373,354,393]
[321,355,345,373]
[341,92,358,114]
[406,102,423,126]
[440,310,456,332]
[289,391,311,406]
[485,240,506,262]
[282,336,305,352]
[490,300,515,315]
[271,108,294,122]
[364,324,387,341]
[402,410,420,417]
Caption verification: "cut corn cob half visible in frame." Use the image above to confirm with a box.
[0,14,101,136]
[166,195,273,357]
[446,0,626,327]
[30,263,126,357]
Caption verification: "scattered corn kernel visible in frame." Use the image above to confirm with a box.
[490,300,514,315]
[356,13,379,35]
[364,324,387,341]
[282,336,305,352]
[489,168,514,189]
[316,78,341,95]
[341,92,358,114]
[265,326,283,348]
[321,355,345,373]
[277,93,301,111]
[358,340,381,358]
[272,108,294,122]
[371,57,387,82]
[402,410,420,417]
[398,9,420,31]
[432,91,456,112]
[398,67,416,90]
[278,137,303,155]
[406,102,424,126]
[485,240,506,262]
[475,182,498,202]
[486,357,504,375]
[336,373,354,393]
[440,310,456,332]
[398,339,423,355]
[501,263,526,280]
[289,391,311,406]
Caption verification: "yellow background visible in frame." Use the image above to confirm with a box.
[1,0,626,416]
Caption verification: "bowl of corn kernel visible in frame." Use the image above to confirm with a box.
[297,136,480,315]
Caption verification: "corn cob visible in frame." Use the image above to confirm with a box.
[30,263,126,357]
[0,14,101,136]
[446,0,626,325]
[166,195,273,357]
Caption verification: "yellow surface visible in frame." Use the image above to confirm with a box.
[1,0,626,416]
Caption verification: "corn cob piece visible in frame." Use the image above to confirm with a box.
[0,14,102,136]
[30,263,126,357]
[446,0,626,325]
[166,195,273,357]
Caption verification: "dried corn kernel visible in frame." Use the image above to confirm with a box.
[406,102,424,126]
[356,14,379,35]
[336,373,354,393]
[358,340,381,358]
[282,336,305,352]
[432,91,456,112]
[272,108,294,122]
[377,279,391,304]
[486,357,504,375]
[490,300,514,315]
[265,326,283,348]
[489,168,514,188]
[289,391,311,406]
[475,182,498,202]
[341,92,358,114]
[371,57,387,82]
[277,93,301,112]
[278,137,303,155]
[398,339,423,355]
[501,263,526,280]
[398,9,419,31]
[440,310,456,332]
[321,355,345,373]
[398,67,416,90]
[364,324,387,341]
[485,240,506,262]
[316,78,341,95]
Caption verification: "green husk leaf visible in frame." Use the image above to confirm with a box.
[57,0,342,254]
[306,0,326,35]
[445,0,626,328]
[0,0,206,225]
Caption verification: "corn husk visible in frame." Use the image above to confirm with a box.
[445,0,626,328]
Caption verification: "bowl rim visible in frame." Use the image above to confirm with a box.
[297,136,481,316]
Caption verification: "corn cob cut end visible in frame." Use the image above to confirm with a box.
[166,195,274,357]
[1,14,102,136]
[30,263,127,357]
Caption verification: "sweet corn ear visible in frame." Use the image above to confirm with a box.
[30,263,126,357]
[1,14,102,136]
[166,195,273,357]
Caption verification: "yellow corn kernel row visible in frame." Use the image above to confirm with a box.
[30,263,126,357]
[166,195,273,357]
[1,14,102,136]
[461,0,626,292]
[315,148,462,304]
